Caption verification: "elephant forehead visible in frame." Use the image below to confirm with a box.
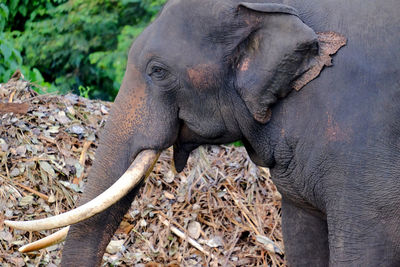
[153,0,235,47]
[163,0,231,22]
[187,64,219,90]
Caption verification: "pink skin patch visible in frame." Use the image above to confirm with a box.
[240,57,251,72]
[187,64,218,90]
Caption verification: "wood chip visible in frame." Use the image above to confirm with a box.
[0,103,29,114]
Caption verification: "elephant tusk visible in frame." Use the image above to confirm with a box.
[4,150,160,232]
[18,226,70,253]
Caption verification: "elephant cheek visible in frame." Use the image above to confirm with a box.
[187,63,220,91]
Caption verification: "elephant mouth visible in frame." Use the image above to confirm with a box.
[172,121,197,172]
[173,141,199,173]
[172,121,219,172]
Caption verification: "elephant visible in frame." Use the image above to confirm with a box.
[5,0,400,266]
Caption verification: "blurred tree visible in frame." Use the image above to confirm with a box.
[3,0,66,31]
[1,0,166,100]
[1,1,51,89]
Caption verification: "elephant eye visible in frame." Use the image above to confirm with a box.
[150,66,168,80]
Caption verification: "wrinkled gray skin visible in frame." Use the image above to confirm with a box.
[61,0,400,266]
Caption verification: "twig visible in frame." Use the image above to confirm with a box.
[79,141,91,166]
[158,215,210,256]
[15,182,50,202]
[21,157,51,162]
[8,90,16,103]
[222,229,240,266]
[226,186,261,236]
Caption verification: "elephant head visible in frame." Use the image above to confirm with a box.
[6,0,321,265]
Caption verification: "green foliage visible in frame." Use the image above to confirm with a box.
[0,32,22,82]
[1,0,166,100]
[88,25,145,98]
[232,141,244,147]
[0,1,59,92]
[0,3,9,31]
[78,85,92,99]
[4,0,62,31]
[0,3,21,82]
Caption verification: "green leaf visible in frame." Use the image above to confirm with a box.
[18,5,27,17]
[0,3,9,19]
[0,3,9,31]
[0,42,12,61]
[231,141,244,147]
[9,0,20,17]
[122,0,141,4]
[11,47,23,65]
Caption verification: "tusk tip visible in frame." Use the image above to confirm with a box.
[4,220,28,231]
[18,245,30,253]
[17,226,70,253]
[4,220,16,228]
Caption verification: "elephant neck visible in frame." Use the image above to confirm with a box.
[231,97,281,168]
[243,120,281,168]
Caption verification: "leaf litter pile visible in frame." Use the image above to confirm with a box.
[0,76,285,266]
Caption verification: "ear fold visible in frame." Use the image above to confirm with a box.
[234,2,318,123]
[238,2,299,16]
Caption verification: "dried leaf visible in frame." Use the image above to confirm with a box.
[39,161,56,178]
[10,168,20,177]
[55,111,70,124]
[100,105,109,115]
[48,192,56,203]
[206,236,223,248]
[187,221,201,239]
[47,126,60,134]
[59,181,83,193]
[0,230,13,242]
[67,125,86,135]
[106,240,125,254]
[74,162,84,178]
[0,138,8,151]
[19,195,34,206]
[256,235,282,254]
[163,170,175,183]
[164,191,175,200]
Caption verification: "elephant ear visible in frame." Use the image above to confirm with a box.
[234,2,319,123]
